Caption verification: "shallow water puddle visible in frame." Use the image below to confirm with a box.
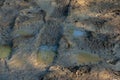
[75,52,101,64]
[39,45,58,51]
[73,30,85,37]
[39,45,49,50]
[37,50,56,65]
[0,45,11,59]
[37,45,57,65]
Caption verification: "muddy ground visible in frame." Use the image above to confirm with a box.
[0,0,120,80]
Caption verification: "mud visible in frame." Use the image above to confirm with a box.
[0,0,120,80]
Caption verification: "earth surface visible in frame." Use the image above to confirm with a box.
[0,0,120,80]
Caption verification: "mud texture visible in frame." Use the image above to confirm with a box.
[0,0,120,80]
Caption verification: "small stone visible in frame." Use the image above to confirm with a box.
[99,70,111,80]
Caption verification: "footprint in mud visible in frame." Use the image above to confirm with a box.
[38,20,64,47]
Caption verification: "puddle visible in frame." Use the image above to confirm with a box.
[73,30,85,37]
[39,45,58,51]
[15,29,34,37]
[75,52,101,64]
[37,45,58,65]
[0,45,11,58]
[37,50,56,65]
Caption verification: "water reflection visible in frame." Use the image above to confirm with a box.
[73,30,85,37]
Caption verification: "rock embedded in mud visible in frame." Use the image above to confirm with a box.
[99,70,111,80]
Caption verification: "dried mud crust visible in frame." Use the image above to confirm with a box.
[69,0,120,34]
[41,65,120,80]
